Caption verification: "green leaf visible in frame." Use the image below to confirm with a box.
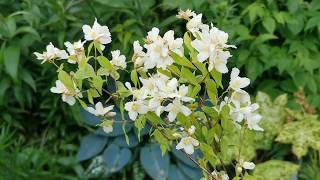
[210,69,222,88]
[97,56,119,79]
[276,118,320,158]
[92,75,103,94]
[170,51,195,69]
[253,92,287,150]
[189,84,201,98]
[305,16,320,30]
[153,129,170,155]
[262,16,276,33]
[21,69,36,91]
[74,64,96,79]
[248,160,299,180]
[146,112,164,125]
[134,115,146,141]
[131,69,138,87]
[205,78,217,103]
[14,26,40,40]
[3,43,20,81]
[180,67,198,85]
[58,70,75,93]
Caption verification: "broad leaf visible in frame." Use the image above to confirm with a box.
[103,143,132,173]
[140,144,170,180]
[76,134,108,162]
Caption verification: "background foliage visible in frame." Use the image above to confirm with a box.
[0,0,319,179]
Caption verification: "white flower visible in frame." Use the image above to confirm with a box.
[230,103,258,123]
[87,102,115,117]
[229,102,263,131]
[148,97,163,116]
[164,99,191,122]
[191,26,234,73]
[230,89,250,108]
[176,9,195,20]
[229,68,250,91]
[110,50,127,69]
[103,125,113,133]
[242,161,255,170]
[137,28,183,71]
[163,30,183,56]
[211,171,229,180]
[176,136,199,154]
[247,113,264,131]
[132,41,146,67]
[146,27,159,42]
[188,125,196,135]
[221,174,229,180]
[82,18,111,49]
[125,82,148,100]
[186,13,203,33]
[50,80,82,106]
[124,100,148,120]
[64,40,85,63]
[34,42,68,64]
[207,51,231,73]
[174,84,194,102]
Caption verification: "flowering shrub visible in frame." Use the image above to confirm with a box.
[35,10,264,179]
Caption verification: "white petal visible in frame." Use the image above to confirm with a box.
[176,141,184,150]
[197,51,209,62]
[87,107,96,115]
[191,138,199,146]
[230,68,240,80]
[243,162,255,170]
[184,144,194,154]
[128,111,138,121]
[168,111,177,122]
[180,105,191,116]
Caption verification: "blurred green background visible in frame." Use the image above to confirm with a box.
[0,0,320,179]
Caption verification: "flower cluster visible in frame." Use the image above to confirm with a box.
[226,68,263,131]
[175,126,199,154]
[132,27,183,71]
[35,10,264,179]
[50,80,82,105]
[34,43,68,64]
[180,10,236,73]
[124,72,193,121]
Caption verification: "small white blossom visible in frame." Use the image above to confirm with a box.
[191,26,235,73]
[176,9,194,20]
[146,27,159,42]
[188,125,196,135]
[87,102,115,117]
[229,68,250,91]
[110,50,127,69]
[34,42,68,64]
[247,113,264,131]
[82,18,111,50]
[64,40,85,63]
[230,103,263,131]
[124,100,148,121]
[164,99,191,122]
[230,89,250,108]
[176,136,199,154]
[242,161,255,170]
[50,80,82,106]
[211,171,229,180]
[135,28,183,71]
[103,125,113,133]
[186,13,203,33]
